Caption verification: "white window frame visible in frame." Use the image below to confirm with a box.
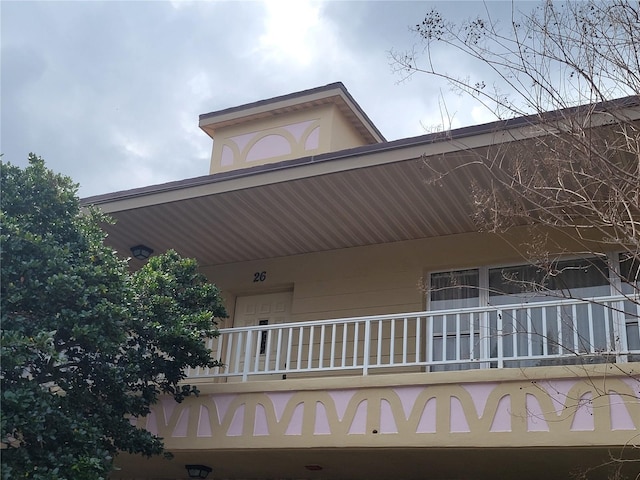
[426,255,625,368]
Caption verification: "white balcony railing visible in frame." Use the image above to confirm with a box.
[187,295,640,381]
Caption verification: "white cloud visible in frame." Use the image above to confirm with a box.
[1,0,527,197]
[186,71,214,101]
[470,104,500,125]
[256,0,336,68]
[112,130,153,160]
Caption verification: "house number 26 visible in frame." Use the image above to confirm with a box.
[253,271,267,282]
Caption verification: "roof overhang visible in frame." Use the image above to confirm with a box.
[83,97,640,268]
[82,129,528,267]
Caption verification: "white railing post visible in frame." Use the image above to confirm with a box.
[363,319,371,375]
[496,310,504,369]
[557,304,564,355]
[427,314,434,365]
[308,326,315,370]
[480,311,491,369]
[389,319,396,365]
[353,323,359,368]
[571,304,579,354]
[377,320,383,365]
[541,307,548,356]
[402,317,408,365]
[286,327,293,374]
[612,298,629,363]
[469,314,474,364]
[242,330,253,381]
[415,316,421,364]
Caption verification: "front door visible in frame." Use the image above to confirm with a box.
[229,291,293,380]
[234,291,293,329]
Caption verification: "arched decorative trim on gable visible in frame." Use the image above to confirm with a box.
[220,145,236,167]
[246,134,293,163]
[304,126,321,151]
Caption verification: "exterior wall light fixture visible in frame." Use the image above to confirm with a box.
[185,464,212,478]
[130,244,154,260]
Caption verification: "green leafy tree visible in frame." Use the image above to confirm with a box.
[1,155,227,479]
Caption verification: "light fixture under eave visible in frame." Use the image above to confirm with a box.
[185,464,212,479]
[184,465,212,478]
[130,244,154,260]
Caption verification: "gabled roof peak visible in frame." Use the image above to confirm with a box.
[198,82,385,144]
[198,82,386,175]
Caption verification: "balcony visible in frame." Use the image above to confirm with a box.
[114,294,640,479]
[188,294,640,381]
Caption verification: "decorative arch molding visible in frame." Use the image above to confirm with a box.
[140,376,640,450]
[220,144,237,167]
[216,119,323,169]
[245,134,293,163]
[282,119,317,143]
[304,126,320,151]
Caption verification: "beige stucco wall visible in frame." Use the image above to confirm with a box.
[328,104,369,152]
[209,105,330,174]
[201,229,548,328]
[113,363,640,479]
[209,104,372,175]
[138,364,640,450]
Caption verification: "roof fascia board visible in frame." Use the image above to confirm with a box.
[85,98,640,214]
[336,89,386,143]
[199,83,385,143]
[87,123,535,214]
[198,88,346,127]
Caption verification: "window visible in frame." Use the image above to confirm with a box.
[488,258,610,304]
[430,258,611,307]
[428,257,626,369]
[428,269,480,371]
[620,254,640,354]
[259,319,268,355]
[430,269,480,309]
[620,253,639,292]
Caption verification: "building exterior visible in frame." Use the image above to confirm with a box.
[84,83,640,480]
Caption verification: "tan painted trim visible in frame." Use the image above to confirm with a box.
[142,366,639,452]
[199,86,384,143]
[90,126,543,214]
[186,362,640,394]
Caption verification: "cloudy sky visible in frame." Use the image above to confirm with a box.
[2,0,526,197]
